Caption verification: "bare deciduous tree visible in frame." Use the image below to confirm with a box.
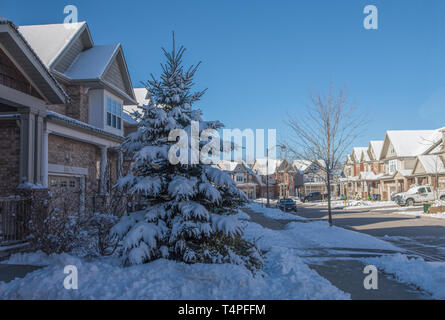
[285,84,366,226]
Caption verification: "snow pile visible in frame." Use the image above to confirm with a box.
[0,247,348,300]
[396,210,445,219]
[334,201,396,210]
[432,200,445,208]
[248,202,306,221]
[364,254,445,299]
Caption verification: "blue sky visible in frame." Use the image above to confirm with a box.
[4,0,445,150]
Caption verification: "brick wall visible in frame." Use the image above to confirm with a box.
[48,134,100,196]
[0,120,20,195]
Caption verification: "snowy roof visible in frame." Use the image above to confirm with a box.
[397,169,413,177]
[359,172,385,181]
[123,88,151,116]
[292,160,312,173]
[18,22,88,67]
[253,159,284,175]
[352,147,368,162]
[46,110,123,141]
[0,18,69,104]
[217,160,240,172]
[416,155,445,174]
[369,140,384,160]
[64,45,119,79]
[384,130,438,158]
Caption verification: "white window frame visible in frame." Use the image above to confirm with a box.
[388,160,397,174]
[106,96,122,130]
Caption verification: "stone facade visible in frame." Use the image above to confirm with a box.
[0,119,20,195]
[63,84,90,123]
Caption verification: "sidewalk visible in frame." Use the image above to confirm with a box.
[242,206,430,300]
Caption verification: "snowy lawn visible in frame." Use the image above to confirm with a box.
[0,247,349,300]
[363,254,445,299]
[249,202,306,221]
[0,207,403,299]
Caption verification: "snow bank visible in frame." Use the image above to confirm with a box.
[363,254,445,299]
[396,210,445,219]
[248,202,306,221]
[0,249,348,300]
[334,201,396,210]
[244,220,399,251]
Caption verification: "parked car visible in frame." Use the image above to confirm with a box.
[395,185,445,207]
[277,198,298,212]
[303,192,323,203]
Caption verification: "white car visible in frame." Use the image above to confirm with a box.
[395,185,445,207]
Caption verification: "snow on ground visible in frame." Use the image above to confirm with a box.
[0,247,349,300]
[394,210,445,219]
[243,220,400,252]
[333,201,397,211]
[249,202,306,221]
[363,254,445,299]
[0,202,410,300]
[0,213,353,300]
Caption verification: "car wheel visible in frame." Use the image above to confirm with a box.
[406,199,414,207]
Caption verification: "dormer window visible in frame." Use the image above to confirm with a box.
[106,96,122,130]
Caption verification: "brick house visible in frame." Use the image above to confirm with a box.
[252,159,296,199]
[215,160,260,199]
[342,128,445,201]
[297,159,340,198]
[0,19,138,215]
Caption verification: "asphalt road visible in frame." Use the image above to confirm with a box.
[296,204,445,262]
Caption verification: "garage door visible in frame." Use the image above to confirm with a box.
[48,175,81,214]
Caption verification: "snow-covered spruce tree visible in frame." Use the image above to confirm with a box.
[112,37,262,271]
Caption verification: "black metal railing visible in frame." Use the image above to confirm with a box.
[0,197,31,245]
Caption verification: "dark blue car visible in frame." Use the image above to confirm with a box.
[277,198,298,212]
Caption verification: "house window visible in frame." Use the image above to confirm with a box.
[236,175,244,182]
[106,96,122,130]
[69,180,76,188]
[60,181,67,188]
[388,160,397,174]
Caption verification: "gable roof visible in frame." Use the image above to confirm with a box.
[369,140,384,160]
[0,18,69,104]
[292,160,312,173]
[253,158,285,175]
[18,22,91,68]
[352,147,368,162]
[18,22,136,105]
[381,130,438,159]
[414,155,445,175]
[63,44,118,79]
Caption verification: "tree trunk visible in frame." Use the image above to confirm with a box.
[327,173,333,226]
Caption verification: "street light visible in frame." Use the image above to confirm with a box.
[266,144,286,207]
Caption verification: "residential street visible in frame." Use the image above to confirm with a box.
[242,203,440,299]
[297,204,445,262]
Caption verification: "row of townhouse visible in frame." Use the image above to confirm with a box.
[215,158,341,200]
[341,128,445,201]
[214,159,296,200]
[0,18,150,216]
